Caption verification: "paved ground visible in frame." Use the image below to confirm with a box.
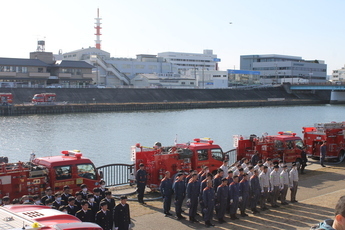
[116,159,345,229]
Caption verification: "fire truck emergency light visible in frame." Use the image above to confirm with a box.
[61,150,83,159]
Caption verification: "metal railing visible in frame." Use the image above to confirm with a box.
[225,148,237,165]
[97,163,135,187]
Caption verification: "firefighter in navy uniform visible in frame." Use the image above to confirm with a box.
[159,171,173,216]
[136,163,147,204]
[216,178,228,224]
[75,200,95,222]
[66,196,78,216]
[41,187,54,205]
[239,173,250,217]
[114,196,131,230]
[61,185,71,204]
[229,176,240,220]
[93,188,103,205]
[101,191,116,213]
[95,201,113,230]
[249,169,261,214]
[173,173,186,220]
[186,173,200,223]
[87,194,99,218]
[203,179,215,227]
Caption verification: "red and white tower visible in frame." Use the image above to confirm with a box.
[94,8,102,49]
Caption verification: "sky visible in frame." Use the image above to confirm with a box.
[1,0,343,75]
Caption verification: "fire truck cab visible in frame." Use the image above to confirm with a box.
[235,132,304,164]
[0,93,13,106]
[32,93,56,104]
[0,205,102,229]
[0,150,99,200]
[303,122,345,162]
[132,138,224,189]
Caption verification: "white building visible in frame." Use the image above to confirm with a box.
[240,54,327,84]
[331,65,345,82]
[131,73,195,88]
[158,49,220,74]
[184,69,228,88]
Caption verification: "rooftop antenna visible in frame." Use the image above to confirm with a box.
[95,8,102,49]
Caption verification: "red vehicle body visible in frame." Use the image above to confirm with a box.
[132,138,225,189]
[303,122,345,161]
[235,132,304,164]
[0,150,99,200]
[0,93,13,105]
[32,93,56,104]
[1,205,101,229]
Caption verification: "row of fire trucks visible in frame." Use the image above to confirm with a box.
[133,122,345,189]
[0,93,56,105]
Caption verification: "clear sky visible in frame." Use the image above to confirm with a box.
[1,0,343,74]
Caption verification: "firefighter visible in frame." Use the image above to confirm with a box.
[216,178,228,224]
[199,173,213,218]
[114,196,131,230]
[219,160,229,178]
[95,201,113,230]
[226,170,233,213]
[186,173,200,223]
[173,173,186,220]
[32,195,42,205]
[52,192,65,210]
[93,188,103,205]
[185,169,194,185]
[238,168,245,181]
[198,166,209,182]
[259,166,269,211]
[270,165,280,208]
[249,169,261,214]
[280,165,289,205]
[320,141,327,167]
[87,193,99,217]
[159,171,173,216]
[79,184,89,200]
[61,185,71,203]
[254,160,263,171]
[101,191,116,213]
[239,173,250,217]
[229,175,240,220]
[213,168,224,192]
[300,148,308,174]
[247,166,254,178]
[202,179,215,227]
[66,196,78,216]
[74,192,83,210]
[75,200,94,222]
[21,195,32,204]
[136,163,147,205]
[289,162,299,203]
[1,196,10,206]
[99,179,109,197]
[251,151,260,166]
[41,187,54,205]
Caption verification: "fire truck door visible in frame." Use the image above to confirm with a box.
[313,141,322,156]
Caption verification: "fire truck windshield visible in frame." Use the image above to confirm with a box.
[294,139,304,149]
[211,148,223,161]
[77,164,97,180]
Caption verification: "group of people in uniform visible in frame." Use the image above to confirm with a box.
[158,157,300,227]
[1,180,131,230]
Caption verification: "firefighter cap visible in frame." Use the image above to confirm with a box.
[139,163,145,167]
[120,196,128,200]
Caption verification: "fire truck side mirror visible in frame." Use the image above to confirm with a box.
[99,170,103,179]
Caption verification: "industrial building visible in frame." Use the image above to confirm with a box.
[240,54,327,84]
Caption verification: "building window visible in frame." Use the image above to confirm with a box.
[181,82,185,85]
[190,82,194,85]
[38,68,43,73]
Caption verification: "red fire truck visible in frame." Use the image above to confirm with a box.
[32,93,56,104]
[235,132,304,164]
[0,205,102,229]
[0,150,100,200]
[132,138,225,189]
[303,122,345,162]
[0,93,13,105]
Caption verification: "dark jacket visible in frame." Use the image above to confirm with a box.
[95,209,113,230]
[160,177,173,197]
[75,208,95,222]
[114,203,131,230]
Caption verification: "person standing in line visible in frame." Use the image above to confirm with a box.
[159,171,173,216]
[173,173,186,220]
[239,173,250,217]
[249,169,261,214]
[220,160,229,178]
[101,191,116,213]
[199,173,213,218]
[289,162,299,203]
[259,166,269,211]
[114,196,131,230]
[216,178,228,224]
[251,151,260,166]
[279,165,289,205]
[300,148,308,174]
[203,179,215,227]
[186,173,200,223]
[75,200,94,222]
[136,163,147,204]
[320,141,327,167]
[229,175,240,220]
[213,169,224,192]
[95,201,113,230]
[270,165,280,208]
